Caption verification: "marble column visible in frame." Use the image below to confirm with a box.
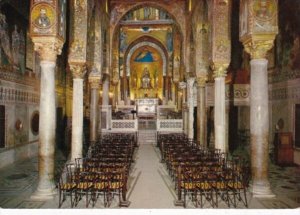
[250,59,274,197]
[89,77,100,144]
[183,105,188,136]
[32,61,56,200]
[187,78,195,140]
[181,86,188,135]
[171,82,176,105]
[123,76,128,103]
[70,64,86,161]
[31,40,63,200]
[214,68,227,153]
[164,76,169,102]
[225,104,229,152]
[102,75,110,106]
[196,77,207,146]
[177,89,182,111]
[117,81,121,105]
[169,77,173,102]
[174,83,178,108]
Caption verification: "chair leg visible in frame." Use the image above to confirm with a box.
[58,189,62,208]
[200,192,203,208]
[233,191,237,208]
[194,191,198,208]
[104,191,107,207]
[86,191,89,208]
[243,189,248,208]
[214,191,218,208]
[226,191,230,208]
[70,191,74,208]
[92,192,96,207]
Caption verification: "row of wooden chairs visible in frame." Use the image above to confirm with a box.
[58,133,136,208]
[158,133,249,208]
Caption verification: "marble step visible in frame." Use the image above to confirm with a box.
[138,131,157,144]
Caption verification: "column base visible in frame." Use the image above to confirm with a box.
[119,200,131,207]
[250,181,276,198]
[31,187,57,201]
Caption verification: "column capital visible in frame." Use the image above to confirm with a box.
[89,76,101,89]
[243,38,275,59]
[69,63,86,79]
[211,62,228,78]
[196,76,207,87]
[32,37,64,62]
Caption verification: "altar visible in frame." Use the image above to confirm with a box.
[136,98,158,118]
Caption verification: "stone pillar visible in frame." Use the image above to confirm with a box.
[250,58,274,197]
[31,40,63,200]
[183,105,188,136]
[213,66,227,153]
[179,84,187,135]
[178,89,182,111]
[174,83,178,108]
[196,76,207,146]
[102,74,110,106]
[187,78,195,140]
[89,77,101,144]
[123,76,128,103]
[225,104,229,152]
[239,0,278,198]
[118,81,122,105]
[164,76,169,102]
[70,64,86,161]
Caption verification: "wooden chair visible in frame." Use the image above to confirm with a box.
[227,167,248,208]
[58,170,76,208]
[74,171,94,208]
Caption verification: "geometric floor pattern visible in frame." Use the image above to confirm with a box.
[0,144,300,209]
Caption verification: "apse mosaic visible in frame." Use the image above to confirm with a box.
[129,45,163,99]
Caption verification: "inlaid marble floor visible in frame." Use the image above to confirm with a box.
[0,145,300,209]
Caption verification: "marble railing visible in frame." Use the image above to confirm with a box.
[157,119,183,132]
[111,119,138,132]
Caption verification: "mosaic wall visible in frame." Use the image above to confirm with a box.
[0,0,69,166]
[268,0,300,83]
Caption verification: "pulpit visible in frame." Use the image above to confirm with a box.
[274,132,294,165]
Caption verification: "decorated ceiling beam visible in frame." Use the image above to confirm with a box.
[68,0,88,76]
[209,0,231,74]
[239,0,278,59]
